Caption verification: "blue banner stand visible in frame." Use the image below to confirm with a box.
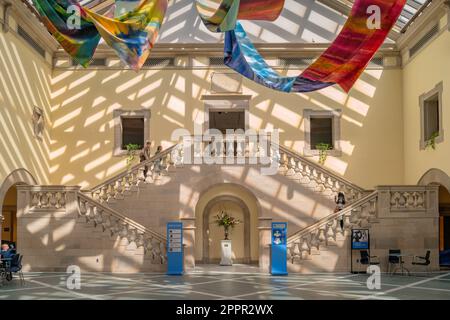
[271,222,288,276]
[350,228,370,274]
[167,222,183,275]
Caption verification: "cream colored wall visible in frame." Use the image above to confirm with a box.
[49,65,404,190]
[0,14,52,187]
[403,28,450,185]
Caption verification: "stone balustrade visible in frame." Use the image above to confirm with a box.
[277,145,366,203]
[77,193,167,264]
[287,191,378,262]
[88,135,367,207]
[17,185,167,269]
[287,185,439,271]
[29,187,67,210]
[90,145,178,202]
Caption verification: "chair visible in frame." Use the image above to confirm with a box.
[388,249,404,274]
[6,254,25,285]
[358,250,380,269]
[412,250,431,275]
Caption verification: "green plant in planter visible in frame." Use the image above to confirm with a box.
[126,143,141,167]
[214,209,241,240]
[316,143,332,165]
[425,132,439,150]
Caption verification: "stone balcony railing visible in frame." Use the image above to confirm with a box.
[88,134,367,204]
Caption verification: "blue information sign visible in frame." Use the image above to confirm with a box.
[351,229,370,250]
[167,222,183,275]
[271,222,288,275]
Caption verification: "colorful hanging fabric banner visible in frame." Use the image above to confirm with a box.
[33,0,168,70]
[223,0,406,93]
[194,0,285,32]
[34,0,406,93]
[225,22,333,92]
[83,0,168,70]
[32,0,101,67]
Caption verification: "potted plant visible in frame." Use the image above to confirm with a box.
[215,210,241,240]
[214,209,241,266]
[316,142,332,165]
[425,132,439,150]
[126,143,141,168]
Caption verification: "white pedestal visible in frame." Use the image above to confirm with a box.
[220,240,233,266]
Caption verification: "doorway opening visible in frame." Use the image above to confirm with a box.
[209,111,245,134]
[203,196,251,264]
[209,111,245,156]
[439,185,450,268]
[1,185,17,249]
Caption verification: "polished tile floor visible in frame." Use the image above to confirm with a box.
[1,267,450,300]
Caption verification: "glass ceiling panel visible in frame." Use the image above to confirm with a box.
[26,0,433,39]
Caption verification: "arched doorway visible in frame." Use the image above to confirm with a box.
[1,185,17,246]
[438,186,450,256]
[194,183,261,266]
[419,169,450,268]
[0,169,37,248]
[203,196,251,264]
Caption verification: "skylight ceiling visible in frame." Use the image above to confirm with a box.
[396,0,430,31]
[26,0,432,40]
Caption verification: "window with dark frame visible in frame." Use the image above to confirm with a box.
[310,117,333,150]
[121,117,145,150]
[423,93,440,141]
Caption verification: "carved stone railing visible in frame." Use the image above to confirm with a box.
[376,185,437,217]
[276,144,367,203]
[29,186,67,209]
[287,190,379,262]
[90,145,179,202]
[286,185,439,263]
[88,135,367,206]
[16,185,167,264]
[77,192,167,264]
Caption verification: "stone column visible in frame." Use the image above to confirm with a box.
[258,217,272,273]
[181,217,196,271]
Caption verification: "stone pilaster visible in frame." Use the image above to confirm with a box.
[258,217,272,273]
[181,217,196,271]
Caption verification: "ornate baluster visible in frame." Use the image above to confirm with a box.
[100,186,108,202]
[159,242,166,264]
[78,200,87,216]
[136,234,145,248]
[285,155,296,177]
[115,178,124,200]
[31,192,40,208]
[49,192,57,208]
[326,221,336,242]
[300,237,310,259]
[292,242,302,263]
[299,162,310,184]
[318,227,326,243]
[107,183,117,202]
[58,192,66,208]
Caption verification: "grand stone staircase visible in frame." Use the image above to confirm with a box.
[80,138,372,269]
[18,138,437,272]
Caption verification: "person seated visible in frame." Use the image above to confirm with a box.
[0,243,14,259]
